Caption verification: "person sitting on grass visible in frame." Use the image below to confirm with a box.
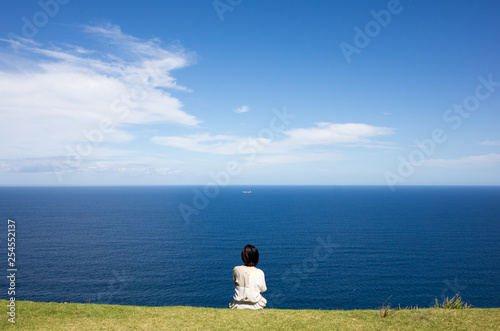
[229,244,267,309]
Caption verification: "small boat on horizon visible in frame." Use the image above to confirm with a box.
[242,190,252,194]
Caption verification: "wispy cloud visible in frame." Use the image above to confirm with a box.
[423,154,500,169]
[0,24,200,162]
[282,122,394,146]
[152,133,268,155]
[235,105,249,113]
[0,148,183,177]
[248,152,345,165]
[152,122,395,159]
[90,162,182,176]
[479,140,500,146]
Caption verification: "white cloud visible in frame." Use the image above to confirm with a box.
[91,162,181,176]
[248,152,344,165]
[235,105,249,113]
[424,154,500,169]
[152,133,270,155]
[0,24,200,160]
[0,149,184,179]
[0,157,61,173]
[282,122,394,146]
[152,122,395,158]
[479,140,500,146]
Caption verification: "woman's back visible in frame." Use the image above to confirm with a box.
[229,246,267,309]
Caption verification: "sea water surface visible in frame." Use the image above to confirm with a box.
[0,186,499,309]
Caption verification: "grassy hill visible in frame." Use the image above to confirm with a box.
[1,300,498,330]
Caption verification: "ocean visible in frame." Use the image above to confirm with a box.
[0,186,499,310]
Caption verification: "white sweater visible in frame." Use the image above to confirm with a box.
[229,265,267,309]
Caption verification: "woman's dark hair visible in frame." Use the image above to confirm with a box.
[241,244,259,266]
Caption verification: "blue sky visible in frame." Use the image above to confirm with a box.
[1,0,499,186]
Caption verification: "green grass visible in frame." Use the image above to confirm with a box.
[434,293,472,309]
[1,300,499,330]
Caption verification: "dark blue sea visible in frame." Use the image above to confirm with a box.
[0,186,499,310]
